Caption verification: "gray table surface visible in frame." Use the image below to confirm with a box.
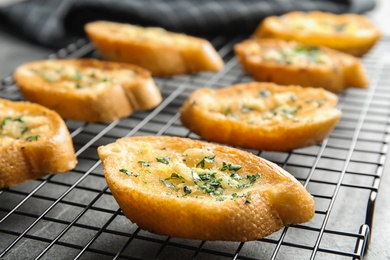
[0,1,389,259]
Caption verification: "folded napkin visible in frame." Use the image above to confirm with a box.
[0,0,376,48]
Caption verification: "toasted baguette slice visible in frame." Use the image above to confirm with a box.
[234,39,368,93]
[253,11,381,57]
[0,98,77,188]
[180,82,341,152]
[13,58,162,122]
[85,21,224,76]
[98,136,315,241]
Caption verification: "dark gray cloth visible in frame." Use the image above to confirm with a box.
[0,0,376,49]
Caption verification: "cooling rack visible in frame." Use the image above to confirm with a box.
[0,35,389,260]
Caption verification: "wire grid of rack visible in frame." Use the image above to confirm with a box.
[0,35,389,260]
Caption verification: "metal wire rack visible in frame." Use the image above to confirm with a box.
[0,34,389,260]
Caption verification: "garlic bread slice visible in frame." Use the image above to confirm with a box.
[14,58,162,122]
[0,98,77,188]
[85,21,224,76]
[234,39,368,92]
[180,82,341,151]
[98,136,315,241]
[254,11,381,57]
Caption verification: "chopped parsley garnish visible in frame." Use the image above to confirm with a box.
[241,106,255,113]
[138,161,151,167]
[244,192,251,204]
[196,171,224,195]
[196,155,215,168]
[26,135,40,142]
[247,173,261,184]
[231,193,239,200]
[183,186,192,194]
[156,156,170,164]
[292,46,324,63]
[272,105,301,118]
[220,162,242,172]
[160,178,179,191]
[260,88,270,98]
[72,72,83,81]
[169,173,182,179]
[216,197,225,201]
[290,95,297,102]
[316,100,324,107]
[119,168,138,177]
[335,24,347,32]
[230,173,242,180]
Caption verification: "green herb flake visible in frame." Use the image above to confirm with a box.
[216,197,225,201]
[183,186,192,194]
[260,88,270,98]
[220,162,242,172]
[196,155,215,168]
[335,24,347,32]
[230,173,242,180]
[138,161,151,167]
[316,100,324,107]
[241,106,254,114]
[245,196,251,204]
[26,135,40,142]
[169,173,182,179]
[156,156,170,164]
[160,178,179,191]
[247,173,261,184]
[119,168,138,177]
[72,72,83,81]
[290,95,297,102]
[231,193,239,200]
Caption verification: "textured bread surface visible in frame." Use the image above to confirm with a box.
[85,21,224,76]
[180,82,341,151]
[234,39,368,93]
[13,58,162,122]
[254,11,381,57]
[98,136,315,241]
[0,98,77,188]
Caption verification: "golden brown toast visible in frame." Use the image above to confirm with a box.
[13,58,162,122]
[0,98,77,189]
[234,39,368,93]
[98,136,315,241]
[253,11,381,57]
[180,82,342,151]
[85,21,224,76]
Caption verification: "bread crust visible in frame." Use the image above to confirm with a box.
[0,98,77,188]
[254,11,381,57]
[180,82,342,151]
[234,39,368,92]
[85,21,224,76]
[13,58,162,122]
[98,136,315,241]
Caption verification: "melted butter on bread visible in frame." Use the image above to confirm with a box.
[27,62,136,90]
[0,110,50,146]
[117,144,260,201]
